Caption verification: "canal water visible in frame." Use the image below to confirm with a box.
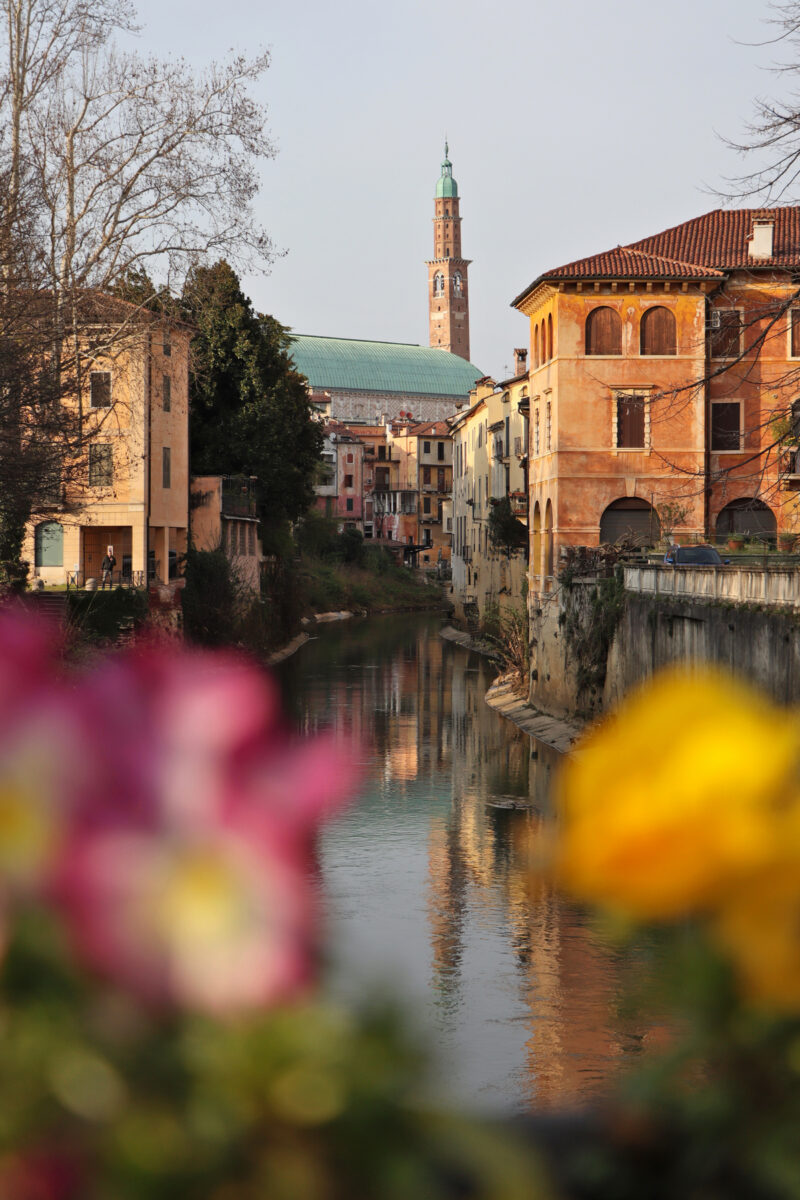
[278,613,656,1115]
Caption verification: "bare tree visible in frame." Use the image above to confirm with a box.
[0,0,276,583]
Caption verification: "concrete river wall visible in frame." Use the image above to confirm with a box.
[530,567,800,721]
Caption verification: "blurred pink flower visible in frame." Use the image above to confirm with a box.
[47,641,359,1012]
[0,1147,84,1200]
[56,824,316,1013]
[0,614,359,1012]
[0,614,87,897]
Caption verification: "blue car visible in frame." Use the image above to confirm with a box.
[664,544,728,566]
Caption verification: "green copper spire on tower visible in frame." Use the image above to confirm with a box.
[436,140,458,199]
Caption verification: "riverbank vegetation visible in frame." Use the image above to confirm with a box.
[181,527,445,655]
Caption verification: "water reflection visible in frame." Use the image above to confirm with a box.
[277,615,656,1114]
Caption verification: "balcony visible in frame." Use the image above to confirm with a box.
[509,491,528,519]
[222,475,258,518]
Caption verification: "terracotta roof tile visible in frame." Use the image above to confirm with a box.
[541,246,723,281]
[512,207,800,308]
[631,207,800,270]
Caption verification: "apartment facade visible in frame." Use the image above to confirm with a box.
[190,475,261,592]
[451,353,530,623]
[511,208,800,589]
[25,311,190,587]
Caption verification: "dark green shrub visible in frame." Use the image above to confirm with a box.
[181,547,239,646]
[295,511,341,559]
[339,525,364,564]
[67,588,149,643]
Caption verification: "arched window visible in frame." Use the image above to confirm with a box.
[453,271,462,296]
[640,306,676,355]
[544,500,554,577]
[532,502,542,579]
[533,325,540,369]
[715,498,777,541]
[34,521,63,567]
[547,313,553,361]
[599,498,660,546]
[585,307,622,355]
[433,272,444,297]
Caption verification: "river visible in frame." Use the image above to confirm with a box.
[277,613,658,1115]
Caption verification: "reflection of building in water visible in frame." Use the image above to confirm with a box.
[429,644,647,1110]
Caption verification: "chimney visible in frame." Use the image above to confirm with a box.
[513,347,528,375]
[749,218,774,260]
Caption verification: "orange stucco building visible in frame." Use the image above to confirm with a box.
[512,209,800,586]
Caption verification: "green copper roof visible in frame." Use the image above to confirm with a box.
[289,335,482,398]
[436,140,458,199]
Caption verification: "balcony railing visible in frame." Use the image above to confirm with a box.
[222,475,258,518]
[509,492,528,518]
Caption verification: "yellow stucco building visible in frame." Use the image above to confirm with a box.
[450,354,530,625]
[24,310,190,587]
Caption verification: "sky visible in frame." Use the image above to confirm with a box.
[129,0,781,379]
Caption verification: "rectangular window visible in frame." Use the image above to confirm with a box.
[163,332,172,357]
[792,311,800,358]
[711,402,741,451]
[89,444,113,486]
[248,524,255,555]
[346,452,354,463]
[378,445,386,460]
[423,466,431,485]
[534,410,540,456]
[545,401,551,452]
[423,497,431,514]
[344,474,353,489]
[346,498,354,512]
[437,442,445,460]
[423,441,431,454]
[162,374,171,412]
[710,310,742,359]
[616,394,645,448]
[90,371,111,408]
[162,446,171,488]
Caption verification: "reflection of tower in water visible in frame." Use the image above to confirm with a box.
[428,647,650,1110]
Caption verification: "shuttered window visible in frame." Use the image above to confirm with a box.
[711,402,741,451]
[616,395,645,448]
[585,307,622,355]
[710,311,741,358]
[89,444,113,486]
[90,371,111,408]
[640,306,676,355]
[162,446,171,489]
[791,311,800,358]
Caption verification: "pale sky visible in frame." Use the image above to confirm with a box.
[131,0,778,378]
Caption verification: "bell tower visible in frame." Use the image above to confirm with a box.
[426,142,471,361]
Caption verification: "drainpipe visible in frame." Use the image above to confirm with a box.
[704,291,718,540]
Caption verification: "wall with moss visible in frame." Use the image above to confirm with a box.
[530,580,800,723]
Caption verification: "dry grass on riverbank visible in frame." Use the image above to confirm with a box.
[297,557,445,615]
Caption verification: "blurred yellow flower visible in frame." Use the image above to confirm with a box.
[714,809,800,1011]
[556,667,800,920]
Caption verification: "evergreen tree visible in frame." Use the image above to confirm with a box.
[182,261,322,529]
